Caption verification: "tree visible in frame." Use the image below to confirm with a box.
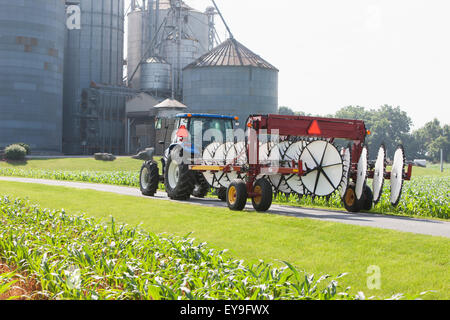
[278,106,296,116]
[412,119,449,162]
[278,106,312,117]
[333,105,413,160]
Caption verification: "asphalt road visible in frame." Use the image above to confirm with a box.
[0,176,449,238]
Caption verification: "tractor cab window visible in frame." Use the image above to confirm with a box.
[189,118,233,145]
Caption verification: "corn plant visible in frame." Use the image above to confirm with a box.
[0,196,404,300]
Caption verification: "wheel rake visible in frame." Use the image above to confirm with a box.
[187,114,413,212]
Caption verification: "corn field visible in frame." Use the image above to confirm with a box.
[0,168,447,219]
[0,196,394,300]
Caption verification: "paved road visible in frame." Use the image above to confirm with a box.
[0,176,449,238]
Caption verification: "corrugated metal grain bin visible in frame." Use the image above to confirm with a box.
[0,0,66,153]
[182,38,278,128]
[63,0,125,154]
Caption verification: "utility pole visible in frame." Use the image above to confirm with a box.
[441,148,444,173]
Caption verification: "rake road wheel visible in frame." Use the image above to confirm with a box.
[140,161,159,196]
[217,187,227,202]
[164,147,194,201]
[192,171,210,198]
[227,180,248,211]
[343,182,362,213]
[361,184,373,211]
[252,179,273,212]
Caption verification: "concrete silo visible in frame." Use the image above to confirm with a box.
[0,0,66,153]
[63,0,126,154]
[182,38,279,128]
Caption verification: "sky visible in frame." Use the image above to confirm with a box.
[125,0,450,130]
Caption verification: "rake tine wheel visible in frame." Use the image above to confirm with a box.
[268,140,294,194]
[295,140,344,197]
[390,145,406,207]
[213,142,233,188]
[283,140,309,195]
[372,144,386,204]
[339,144,352,199]
[355,145,368,200]
[202,142,222,189]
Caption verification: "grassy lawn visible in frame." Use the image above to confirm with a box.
[1,157,447,176]
[411,163,449,177]
[0,157,145,172]
[0,180,448,299]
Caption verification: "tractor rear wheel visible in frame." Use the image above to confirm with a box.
[217,187,227,202]
[227,180,248,211]
[343,182,362,213]
[192,171,210,198]
[139,161,159,196]
[164,147,194,201]
[252,179,273,212]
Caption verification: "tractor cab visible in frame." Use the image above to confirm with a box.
[168,113,238,158]
[138,113,240,202]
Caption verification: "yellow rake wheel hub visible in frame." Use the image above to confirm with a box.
[253,185,262,205]
[228,186,238,205]
[345,188,356,206]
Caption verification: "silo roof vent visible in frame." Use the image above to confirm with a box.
[183,38,278,71]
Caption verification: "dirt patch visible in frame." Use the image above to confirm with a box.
[0,263,43,300]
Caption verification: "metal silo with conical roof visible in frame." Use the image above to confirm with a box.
[182,38,278,128]
[0,0,66,153]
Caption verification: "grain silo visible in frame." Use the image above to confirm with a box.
[182,38,279,127]
[63,0,126,154]
[126,0,209,92]
[0,0,66,153]
[140,57,171,95]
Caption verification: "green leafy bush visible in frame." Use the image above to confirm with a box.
[4,144,27,161]
[16,143,31,155]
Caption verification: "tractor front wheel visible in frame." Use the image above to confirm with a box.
[164,147,194,200]
[140,161,159,196]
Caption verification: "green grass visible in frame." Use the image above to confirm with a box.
[0,181,448,299]
[0,157,144,172]
[411,163,450,177]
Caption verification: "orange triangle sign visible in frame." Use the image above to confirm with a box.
[308,120,322,135]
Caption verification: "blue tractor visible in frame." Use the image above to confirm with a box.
[139,113,239,201]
